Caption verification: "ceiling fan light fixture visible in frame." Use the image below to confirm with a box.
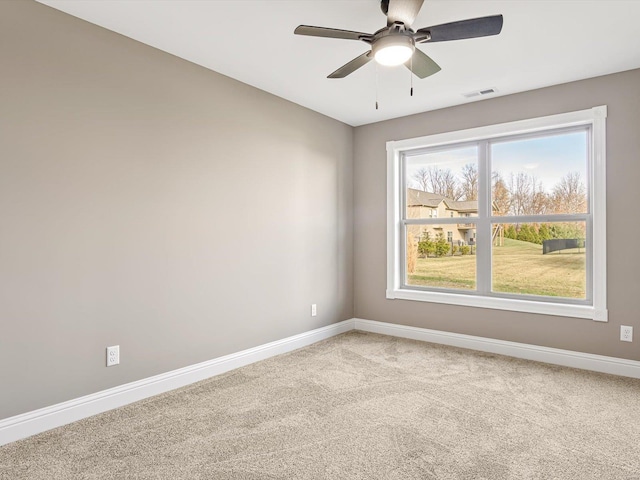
[372,34,415,67]
[375,44,413,66]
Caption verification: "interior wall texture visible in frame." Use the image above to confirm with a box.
[0,0,353,419]
[354,68,640,362]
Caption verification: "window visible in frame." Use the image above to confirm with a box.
[387,106,607,321]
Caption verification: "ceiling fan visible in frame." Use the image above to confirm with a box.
[294,0,503,79]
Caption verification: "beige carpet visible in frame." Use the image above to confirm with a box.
[2,331,640,479]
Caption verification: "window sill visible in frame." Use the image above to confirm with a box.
[386,288,608,322]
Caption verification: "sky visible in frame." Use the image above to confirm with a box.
[491,131,587,191]
[406,130,588,194]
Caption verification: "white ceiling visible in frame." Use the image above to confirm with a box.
[37,0,640,127]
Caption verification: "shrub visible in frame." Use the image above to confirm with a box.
[517,224,541,244]
[434,233,450,257]
[538,223,552,242]
[452,245,460,255]
[460,245,471,255]
[418,231,435,257]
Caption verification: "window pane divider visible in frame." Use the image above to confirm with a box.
[403,218,477,226]
[477,140,492,295]
[490,214,589,224]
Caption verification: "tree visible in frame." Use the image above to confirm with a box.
[413,166,462,200]
[492,172,511,216]
[538,223,552,242]
[411,168,430,192]
[551,172,586,214]
[555,222,585,240]
[516,224,542,244]
[508,172,549,215]
[531,190,550,215]
[517,224,529,243]
[459,163,478,201]
[509,172,531,215]
[407,232,417,273]
[505,224,517,239]
[418,231,435,257]
[434,232,450,257]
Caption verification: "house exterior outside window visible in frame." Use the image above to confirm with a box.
[406,189,480,246]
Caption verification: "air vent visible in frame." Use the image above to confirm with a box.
[462,88,497,98]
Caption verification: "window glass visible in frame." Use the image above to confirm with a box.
[405,225,477,291]
[388,107,606,319]
[405,146,479,220]
[492,131,588,216]
[492,222,587,299]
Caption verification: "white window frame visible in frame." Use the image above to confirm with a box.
[386,106,607,321]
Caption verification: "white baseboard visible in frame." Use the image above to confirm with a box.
[354,318,640,379]
[0,319,354,446]
[3,317,639,447]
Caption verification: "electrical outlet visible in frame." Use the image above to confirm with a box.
[106,345,120,366]
[620,326,633,342]
[311,304,317,317]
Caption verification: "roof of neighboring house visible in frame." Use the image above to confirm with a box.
[407,188,478,212]
[443,200,478,212]
[406,189,446,208]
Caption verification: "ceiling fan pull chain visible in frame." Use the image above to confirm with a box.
[375,62,379,110]
[410,55,414,97]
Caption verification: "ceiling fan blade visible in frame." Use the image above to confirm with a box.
[416,15,503,43]
[328,52,372,79]
[385,0,424,27]
[294,25,372,42]
[405,48,441,79]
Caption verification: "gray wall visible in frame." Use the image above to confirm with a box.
[354,68,640,361]
[0,1,353,419]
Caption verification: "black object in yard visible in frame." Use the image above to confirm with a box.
[542,239,584,254]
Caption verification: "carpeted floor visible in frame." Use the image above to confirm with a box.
[1,331,640,479]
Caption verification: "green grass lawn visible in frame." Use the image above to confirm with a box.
[408,238,586,298]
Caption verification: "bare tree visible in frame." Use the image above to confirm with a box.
[531,190,550,215]
[459,163,478,201]
[411,168,430,192]
[508,172,549,215]
[411,166,461,199]
[508,172,531,215]
[427,167,462,200]
[551,172,586,214]
[491,171,511,215]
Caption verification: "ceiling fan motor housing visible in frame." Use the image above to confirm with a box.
[373,29,415,50]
